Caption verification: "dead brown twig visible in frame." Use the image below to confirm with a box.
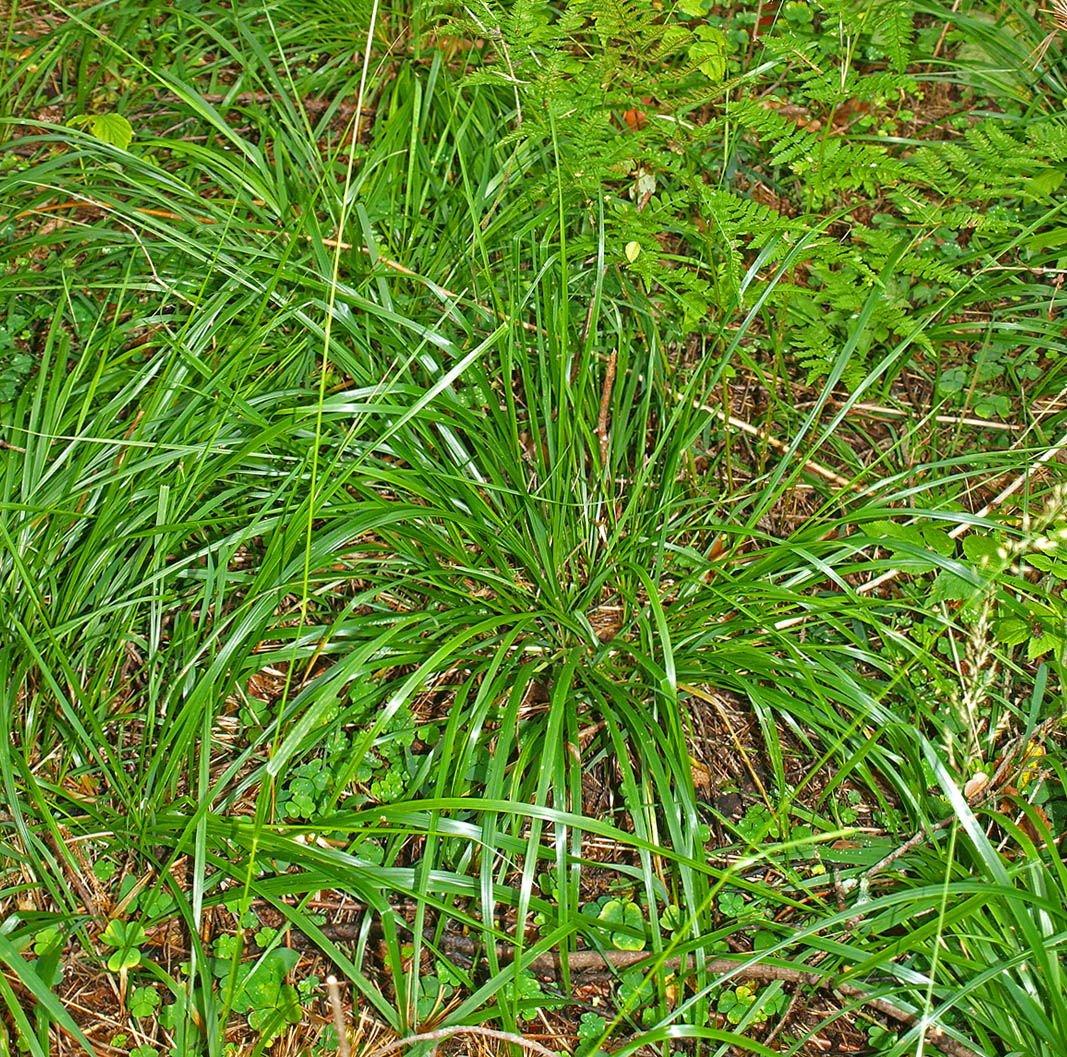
[838,400,1017,432]
[597,350,617,468]
[686,394,854,490]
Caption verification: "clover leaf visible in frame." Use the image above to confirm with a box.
[129,985,161,1019]
[598,898,646,951]
[99,919,147,972]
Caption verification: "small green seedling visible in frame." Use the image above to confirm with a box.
[718,983,758,1024]
[576,1011,608,1056]
[717,981,788,1026]
[598,898,646,951]
[129,985,160,1019]
[226,946,302,1042]
[99,920,147,973]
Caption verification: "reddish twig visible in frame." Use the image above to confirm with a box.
[597,350,617,468]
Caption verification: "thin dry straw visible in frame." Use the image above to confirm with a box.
[326,976,351,1057]
[855,425,1067,597]
[1028,0,1067,66]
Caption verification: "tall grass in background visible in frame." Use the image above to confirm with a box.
[1,0,1067,1054]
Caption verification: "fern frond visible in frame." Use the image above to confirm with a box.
[871,1,915,72]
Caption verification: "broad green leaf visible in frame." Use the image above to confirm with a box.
[100,920,147,950]
[107,947,142,972]
[691,26,726,81]
[69,112,134,150]
[1027,628,1060,661]
[996,618,1031,648]
[929,568,981,605]
[962,535,1000,564]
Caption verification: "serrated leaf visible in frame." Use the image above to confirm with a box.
[867,522,944,572]
[921,526,955,556]
[1032,554,1067,580]
[928,569,980,605]
[867,520,921,544]
[1024,168,1065,197]
[962,535,999,564]
[70,112,134,150]
[996,618,1031,648]
[1027,627,1060,661]
[691,26,725,81]
[870,5,914,72]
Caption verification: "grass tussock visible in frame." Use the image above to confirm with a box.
[2,0,1067,1055]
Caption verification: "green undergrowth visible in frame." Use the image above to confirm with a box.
[1,0,1067,1054]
